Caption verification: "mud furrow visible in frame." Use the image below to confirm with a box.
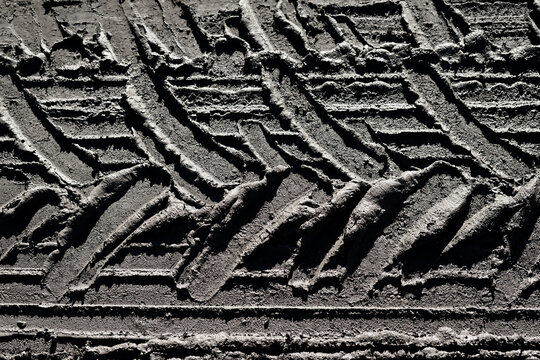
[1,0,540,356]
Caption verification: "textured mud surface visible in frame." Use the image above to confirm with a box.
[1,0,540,358]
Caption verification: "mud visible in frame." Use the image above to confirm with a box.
[0,0,540,358]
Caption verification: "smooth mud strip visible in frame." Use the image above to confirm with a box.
[1,0,540,358]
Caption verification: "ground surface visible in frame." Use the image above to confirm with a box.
[1,0,540,358]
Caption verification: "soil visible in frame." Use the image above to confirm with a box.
[1,0,540,358]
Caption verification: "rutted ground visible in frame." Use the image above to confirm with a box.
[1,0,540,357]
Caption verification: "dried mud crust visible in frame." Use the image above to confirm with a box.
[1,0,540,357]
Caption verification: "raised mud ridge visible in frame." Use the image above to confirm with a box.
[1,0,540,357]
